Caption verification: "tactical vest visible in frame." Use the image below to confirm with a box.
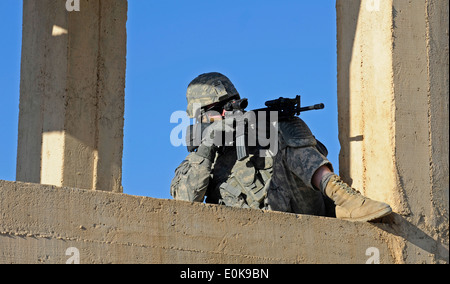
[209,147,274,210]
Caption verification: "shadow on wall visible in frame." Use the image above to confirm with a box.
[336,0,360,187]
[374,213,449,263]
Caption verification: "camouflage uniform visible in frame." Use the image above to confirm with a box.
[171,72,393,222]
[171,115,334,216]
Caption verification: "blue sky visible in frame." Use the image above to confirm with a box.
[0,1,338,199]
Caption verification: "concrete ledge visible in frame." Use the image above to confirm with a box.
[0,180,443,264]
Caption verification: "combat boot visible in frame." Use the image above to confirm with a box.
[324,175,392,222]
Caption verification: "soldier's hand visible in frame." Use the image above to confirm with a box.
[202,119,235,148]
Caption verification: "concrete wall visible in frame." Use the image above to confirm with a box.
[0,180,418,264]
[337,0,449,263]
[16,0,127,193]
[1,180,448,264]
[2,0,448,264]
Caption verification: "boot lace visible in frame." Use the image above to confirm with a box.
[333,179,363,197]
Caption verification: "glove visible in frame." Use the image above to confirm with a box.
[202,119,235,147]
[196,119,235,160]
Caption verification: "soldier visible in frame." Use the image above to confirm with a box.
[170,72,392,222]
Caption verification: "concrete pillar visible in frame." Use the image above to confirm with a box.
[16,0,128,193]
[337,0,449,263]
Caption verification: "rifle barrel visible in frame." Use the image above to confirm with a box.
[299,103,325,112]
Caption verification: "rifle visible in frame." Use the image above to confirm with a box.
[186,96,325,161]
[237,95,324,117]
[223,95,324,160]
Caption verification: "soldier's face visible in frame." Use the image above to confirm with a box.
[202,102,224,123]
[202,111,223,123]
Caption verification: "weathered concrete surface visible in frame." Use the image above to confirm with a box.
[0,180,422,264]
[8,0,448,264]
[337,0,449,264]
[16,0,127,193]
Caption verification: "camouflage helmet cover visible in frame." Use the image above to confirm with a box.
[186,72,239,117]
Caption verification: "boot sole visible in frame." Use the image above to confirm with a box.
[340,206,393,222]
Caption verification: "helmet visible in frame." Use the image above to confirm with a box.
[186,72,240,118]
